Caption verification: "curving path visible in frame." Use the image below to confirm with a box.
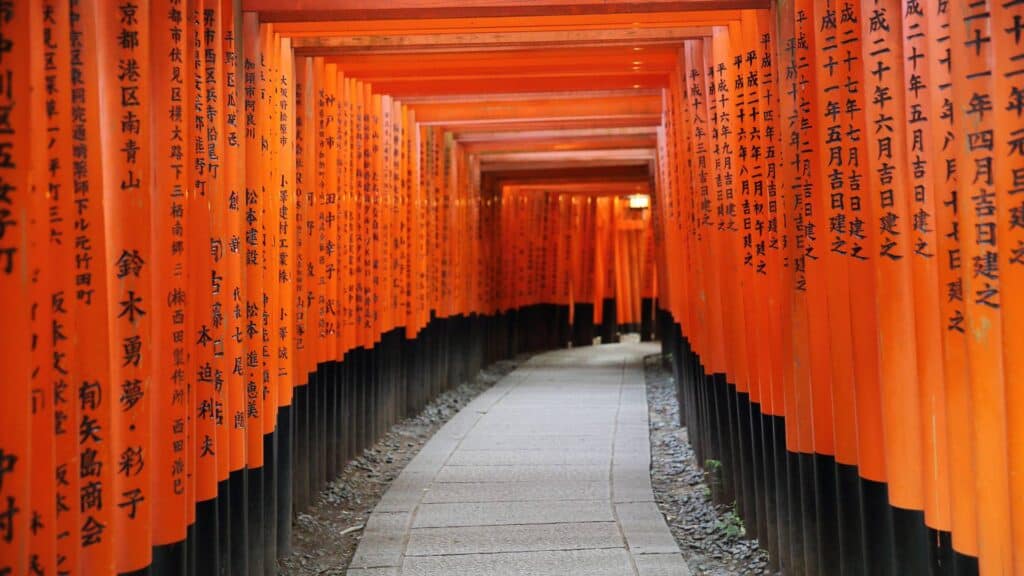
[347,342,691,576]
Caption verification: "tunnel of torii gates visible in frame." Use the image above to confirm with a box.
[1,0,1024,575]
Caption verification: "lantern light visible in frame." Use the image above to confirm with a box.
[628,194,650,209]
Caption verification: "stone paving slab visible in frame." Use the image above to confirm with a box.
[349,512,411,569]
[476,413,619,426]
[421,480,610,503]
[456,433,612,451]
[615,502,681,555]
[434,464,609,483]
[612,469,657,504]
[444,448,611,466]
[402,549,635,576]
[411,500,614,528]
[347,342,689,575]
[429,411,485,440]
[469,421,618,436]
[405,521,623,556]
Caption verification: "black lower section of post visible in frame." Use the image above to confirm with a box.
[195,497,219,576]
[659,308,982,576]
[600,298,618,343]
[572,302,595,347]
[835,462,867,575]
[216,479,231,576]
[246,466,263,576]
[229,469,248,576]
[276,406,294,557]
[640,297,655,341]
[151,540,187,576]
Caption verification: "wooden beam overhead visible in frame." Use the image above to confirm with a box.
[462,134,656,154]
[506,179,648,188]
[322,45,680,76]
[367,74,669,96]
[321,50,676,96]
[409,93,660,123]
[492,164,650,182]
[291,26,711,55]
[439,116,662,133]
[246,1,768,22]
[454,125,657,142]
[506,181,650,193]
[478,148,655,164]
[482,159,651,171]
[269,11,742,33]
[400,89,662,104]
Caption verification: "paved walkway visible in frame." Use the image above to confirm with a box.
[347,342,691,576]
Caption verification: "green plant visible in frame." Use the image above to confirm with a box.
[717,504,746,538]
[702,459,724,502]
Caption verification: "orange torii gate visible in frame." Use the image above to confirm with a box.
[2,1,1024,575]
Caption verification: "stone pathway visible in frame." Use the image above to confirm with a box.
[347,342,691,576]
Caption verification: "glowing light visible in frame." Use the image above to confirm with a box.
[628,194,650,209]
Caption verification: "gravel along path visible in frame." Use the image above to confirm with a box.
[278,356,525,576]
[644,354,777,576]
